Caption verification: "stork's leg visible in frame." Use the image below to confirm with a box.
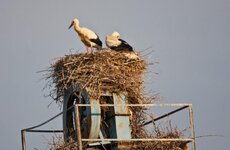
[90,47,94,53]
[86,47,89,54]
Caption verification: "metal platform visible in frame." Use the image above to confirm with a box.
[21,103,196,150]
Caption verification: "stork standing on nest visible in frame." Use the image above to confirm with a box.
[106,31,133,52]
[68,18,102,53]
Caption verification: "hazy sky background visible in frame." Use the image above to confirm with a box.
[0,0,229,149]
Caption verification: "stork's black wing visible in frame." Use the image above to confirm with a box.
[90,34,102,47]
[117,39,133,51]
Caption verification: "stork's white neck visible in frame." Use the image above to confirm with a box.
[74,23,81,32]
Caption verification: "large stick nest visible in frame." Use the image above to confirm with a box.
[44,49,151,142]
[45,49,147,105]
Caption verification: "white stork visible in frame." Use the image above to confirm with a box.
[68,18,102,53]
[105,31,133,52]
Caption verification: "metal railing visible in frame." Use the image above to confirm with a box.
[21,103,196,150]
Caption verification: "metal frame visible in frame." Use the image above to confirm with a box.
[21,103,196,150]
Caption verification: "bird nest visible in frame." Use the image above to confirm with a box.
[44,49,152,142]
[44,49,148,105]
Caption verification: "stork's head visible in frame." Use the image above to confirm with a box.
[68,18,80,29]
[111,31,120,38]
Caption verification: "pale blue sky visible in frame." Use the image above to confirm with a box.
[0,0,229,149]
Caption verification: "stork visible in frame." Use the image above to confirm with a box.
[106,31,133,52]
[68,18,102,53]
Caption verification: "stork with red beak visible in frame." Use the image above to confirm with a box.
[68,18,102,53]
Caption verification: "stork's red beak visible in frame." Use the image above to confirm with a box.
[68,22,73,29]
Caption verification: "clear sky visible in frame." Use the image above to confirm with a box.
[0,0,229,149]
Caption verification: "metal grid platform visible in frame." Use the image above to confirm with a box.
[21,103,196,150]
